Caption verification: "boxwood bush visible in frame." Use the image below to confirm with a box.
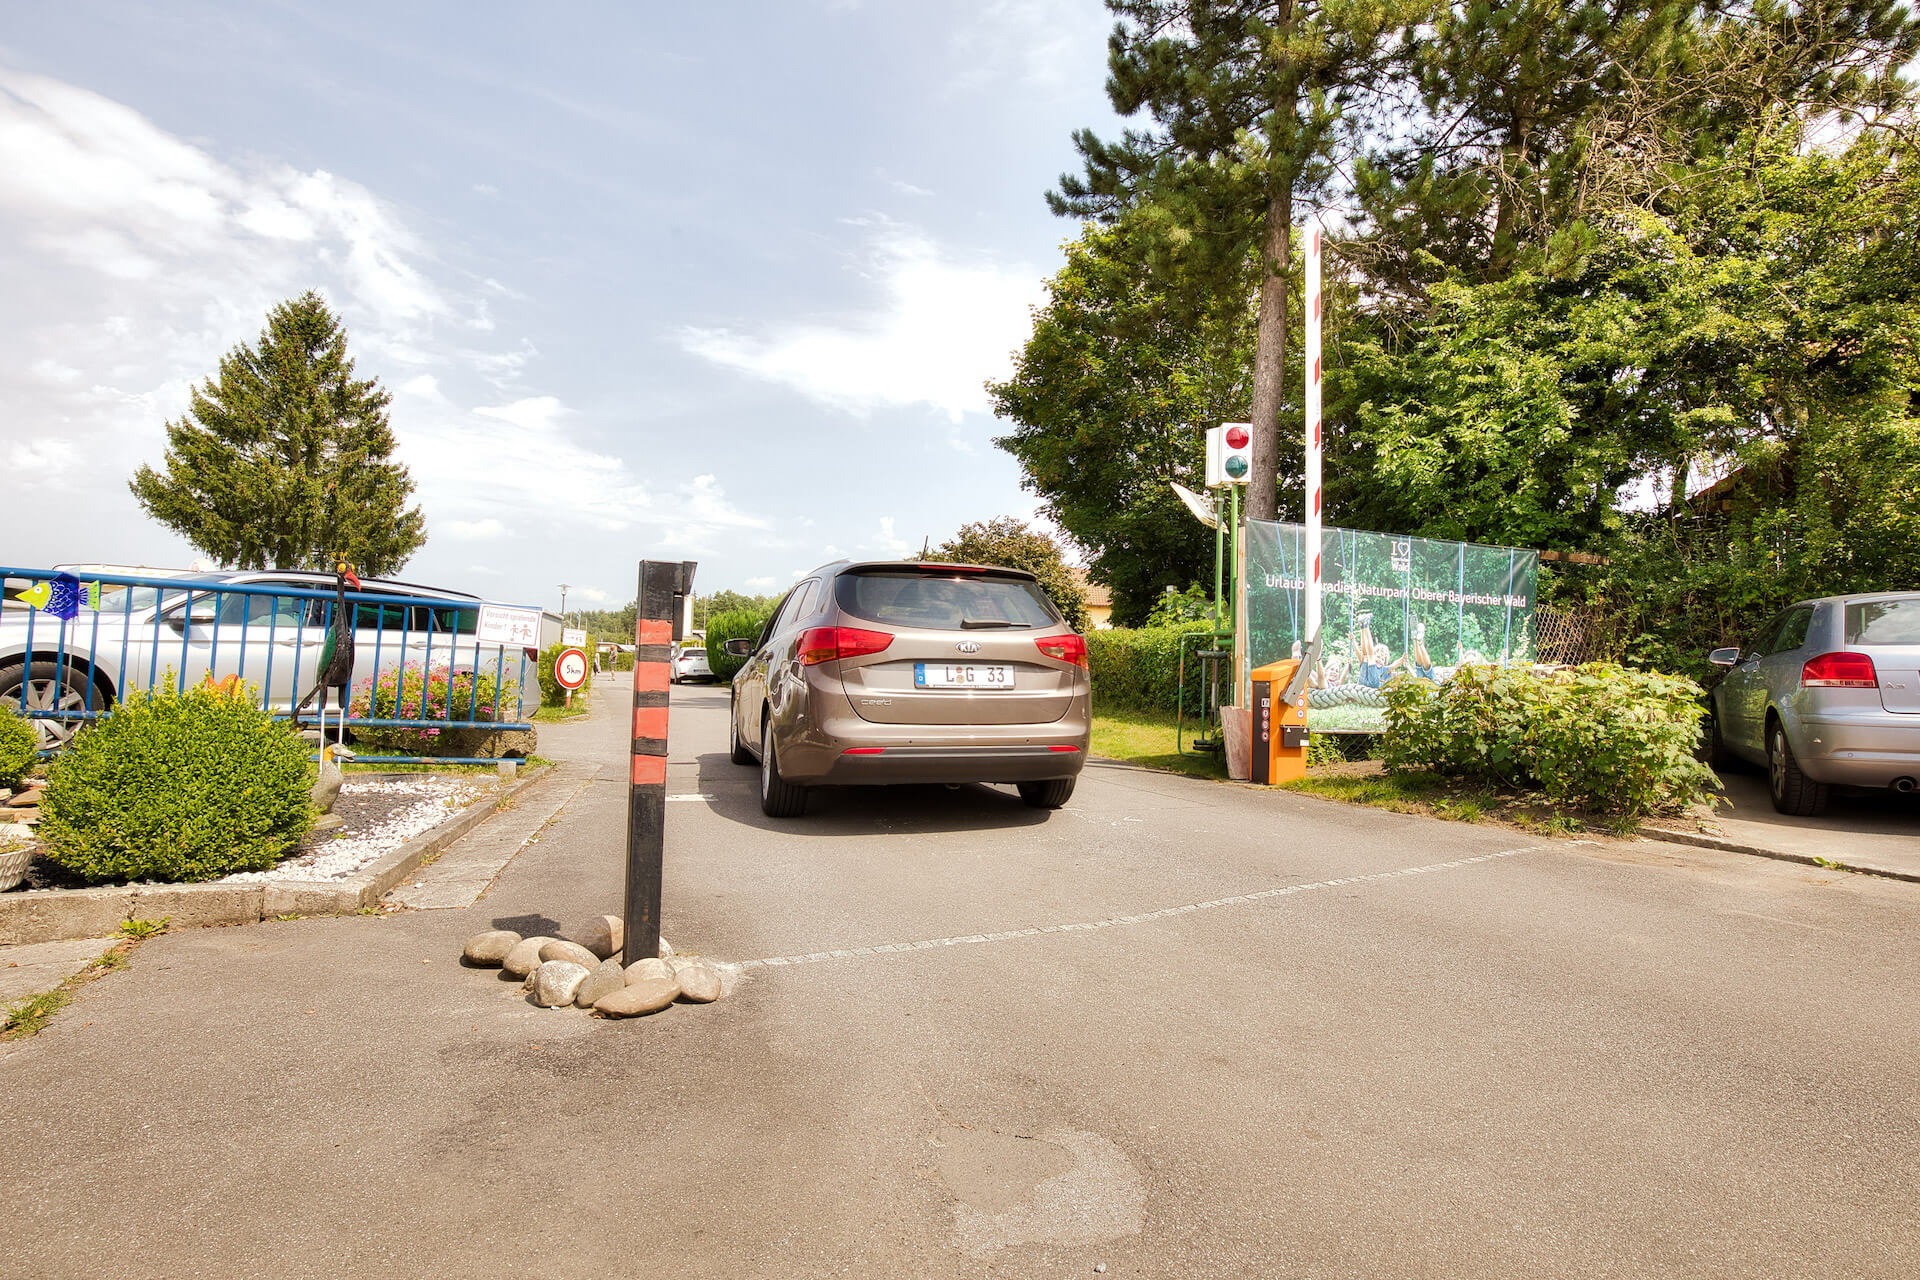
[1085,621,1220,715]
[1381,662,1717,817]
[39,684,314,884]
[0,703,35,789]
[706,607,774,683]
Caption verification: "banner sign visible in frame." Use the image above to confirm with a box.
[477,604,543,647]
[1245,521,1538,732]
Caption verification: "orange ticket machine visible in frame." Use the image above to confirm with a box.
[1249,658,1311,784]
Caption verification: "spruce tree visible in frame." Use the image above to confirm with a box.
[130,291,427,577]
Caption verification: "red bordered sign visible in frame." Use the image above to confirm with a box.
[553,646,589,691]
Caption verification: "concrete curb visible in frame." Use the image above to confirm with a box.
[0,764,555,945]
[1639,824,1920,886]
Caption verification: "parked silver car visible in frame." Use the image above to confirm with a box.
[1,567,530,748]
[724,560,1091,818]
[1707,591,1920,814]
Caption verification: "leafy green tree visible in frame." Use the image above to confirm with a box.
[929,517,1091,632]
[990,220,1256,624]
[1052,0,1423,521]
[130,291,426,576]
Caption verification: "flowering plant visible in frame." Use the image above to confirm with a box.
[347,663,520,752]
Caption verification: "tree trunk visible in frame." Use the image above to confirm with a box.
[1247,185,1294,523]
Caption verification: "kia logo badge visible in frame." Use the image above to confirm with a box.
[956,641,980,654]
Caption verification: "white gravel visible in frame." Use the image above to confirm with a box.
[222,774,495,884]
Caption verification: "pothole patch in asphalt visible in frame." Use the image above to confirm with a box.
[938,1126,1145,1258]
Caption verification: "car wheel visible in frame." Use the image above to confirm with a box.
[759,717,806,818]
[1017,778,1076,809]
[1768,721,1827,817]
[728,698,754,766]
[0,659,108,752]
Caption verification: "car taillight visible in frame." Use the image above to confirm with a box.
[1802,651,1877,688]
[796,626,893,666]
[1035,633,1088,668]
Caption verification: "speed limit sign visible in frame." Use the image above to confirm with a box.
[554,646,589,692]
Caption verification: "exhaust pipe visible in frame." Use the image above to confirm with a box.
[1895,777,1918,795]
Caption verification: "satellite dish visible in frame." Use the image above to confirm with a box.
[1170,481,1219,529]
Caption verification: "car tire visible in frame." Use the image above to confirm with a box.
[1768,721,1828,817]
[0,659,108,751]
[760,717,806,818]
[729,698,755,766]
[1017,778,1076,809]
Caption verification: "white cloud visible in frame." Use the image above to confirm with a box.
[744,576,776,589]
[0,69,767,579]
[948,0,1111,97]
[679,220,1042,423]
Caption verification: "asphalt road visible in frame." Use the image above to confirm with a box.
[2,678,1917,1278]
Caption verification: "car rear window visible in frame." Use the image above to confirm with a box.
[1846,599,1920,646]
[834,569,1060,631]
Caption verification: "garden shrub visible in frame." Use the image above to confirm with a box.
[0,703,35,789]
[1085,621,1220,715]
[349,663,520,754]
[706,606,775,683]
[1381,663,1717,816]
[39,684,313,884]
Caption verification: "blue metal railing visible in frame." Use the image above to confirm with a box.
[1,567,539,760]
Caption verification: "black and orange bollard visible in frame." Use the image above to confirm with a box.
[624,560,697,966]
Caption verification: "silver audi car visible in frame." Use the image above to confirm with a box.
[1707,591,1920,814]
[724,560,1092,818]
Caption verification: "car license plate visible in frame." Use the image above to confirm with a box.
[915,663,1013,689]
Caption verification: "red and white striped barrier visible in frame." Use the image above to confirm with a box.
[1304,224,1323,649]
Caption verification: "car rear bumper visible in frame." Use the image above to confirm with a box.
[1794,714,1920,786]
[816,743,1087,786]
[775,697,1091,786]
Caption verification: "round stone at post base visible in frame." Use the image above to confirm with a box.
[573,913,623,961]
[501,935,558,978]
[595,976,679,1018]
[623,957,673,984]
[573,959,626,1008]
[675,961,722,1003]
[539,939,600,969]
[530,960,591,1007]
[463,930,522,966]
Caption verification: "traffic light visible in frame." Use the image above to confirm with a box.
[1206,422,1253,488]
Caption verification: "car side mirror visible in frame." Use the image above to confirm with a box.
[723,638,753,657]
[1708,646,1741,667]
[166,599,219,630]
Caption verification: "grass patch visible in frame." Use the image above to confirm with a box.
[532,698,591,724]
[1090,708,1229,779]
[1,937,147,1041]
[2,989,72,1038]
[1283,766,1612,834]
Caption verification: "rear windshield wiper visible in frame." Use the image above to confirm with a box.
[960,618,1029,630]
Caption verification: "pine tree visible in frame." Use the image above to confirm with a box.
[1050,0,1422,522]
[130,292,427,577]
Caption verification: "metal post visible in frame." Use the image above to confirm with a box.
[624,559,696,967]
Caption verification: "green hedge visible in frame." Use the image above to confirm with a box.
[706,607,774,683]
[1381,662,1717,817]
[40,684,313,884]
[1085,621,1223,715]
[0,703,34,789]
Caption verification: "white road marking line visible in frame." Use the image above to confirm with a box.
[735,844,1547,969]
[666,794,715,802]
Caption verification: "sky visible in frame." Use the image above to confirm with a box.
[0,0,1123,612]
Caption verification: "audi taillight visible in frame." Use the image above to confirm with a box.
[1035,633,1088,668]
[796,626,893,666]
[1802,651,1877,688]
